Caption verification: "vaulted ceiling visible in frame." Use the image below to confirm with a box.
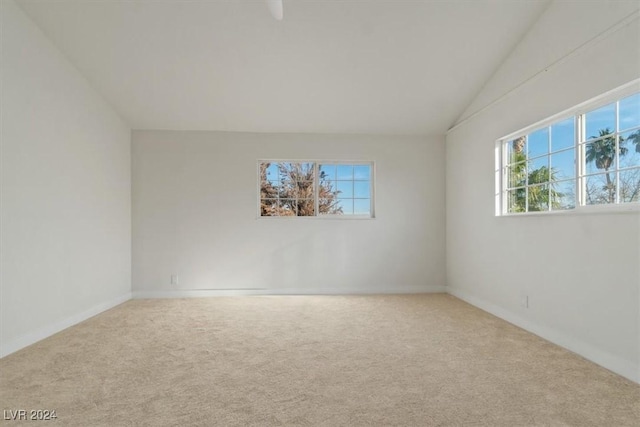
[17,0,549,135]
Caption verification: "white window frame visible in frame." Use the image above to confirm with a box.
[257,159,376,219]
[496,79,640,216]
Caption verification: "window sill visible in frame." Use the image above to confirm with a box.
[498,203,640,217]
[257,215,375,220]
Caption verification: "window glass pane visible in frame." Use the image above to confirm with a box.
[528,156,549,185]
[278,181,292,198]
[585,103,615,141]
[619,93,640,132]
[260,199,280,216]
[336,199,353,215]
[293,181,314,199]
[507,189,526,213]
[278,162,302,181]
[336,165,353,180]
[354,165,371,180]
[279,162,314,181]
[319,198,341,215]
[354,199,371,215]
[276,164,317,203]
[507,162,526,188]
[528,128,549,158]
[585,173,616,205]
[276,162,289,182]
[297,162,315,180]
[507,137,526,164]
[319,164,336,181]
[551,180,576,210]
[527,184,549,212]
[318,180,338,198]
[551,118,575,152]
[550,149,575,181]
[261,162,280,184]
[585,137,617,175]
[279,199,297,216]
[619,167,640,203]
[260,179,280,200]
[296,199,315,216]
[267,162,280,178]
[354,181,370,198]
[620,130,640,169]
[336,181,353,198]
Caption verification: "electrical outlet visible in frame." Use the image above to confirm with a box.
[521,295,529,308]
[171,274,179,286]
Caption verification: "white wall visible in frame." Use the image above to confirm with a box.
[446,1,640,382]
[0,0,131,356]
[132,131,445,296]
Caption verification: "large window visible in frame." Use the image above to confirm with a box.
[258,161,374,218]
[498,85,640,215]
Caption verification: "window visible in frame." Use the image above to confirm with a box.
[498,84,640,215]
[582,95,640,205]
[258,161,374,218]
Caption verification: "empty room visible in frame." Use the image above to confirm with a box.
[1,0,639,425]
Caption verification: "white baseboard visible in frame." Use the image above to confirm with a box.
[0,292,132,358]
[133,285,446,299]
[447,287,639,384]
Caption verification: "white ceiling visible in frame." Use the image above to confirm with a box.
[17,0,549,135]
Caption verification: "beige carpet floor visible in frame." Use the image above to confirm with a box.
[1,294,639,426]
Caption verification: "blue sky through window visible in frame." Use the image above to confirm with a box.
[528,128,549,158]
[515,96,638,183]
[320,164,336,181]
[620,93,640,132]
[321,163,372,215]
[354,165,370,180]
[336,165,353,180]
[264,162,279,184]
[354,181,370,198]
[354,199,370,215]
[585,103,615,139]
[336,181,353,198]
[529,155,548,173]
[550,149,575,181]
[551,118,574,151]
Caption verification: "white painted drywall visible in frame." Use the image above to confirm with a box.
[132,131,445,296]
[446,1,640,382]
[456,1,639,126]
[0,0,131,356]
